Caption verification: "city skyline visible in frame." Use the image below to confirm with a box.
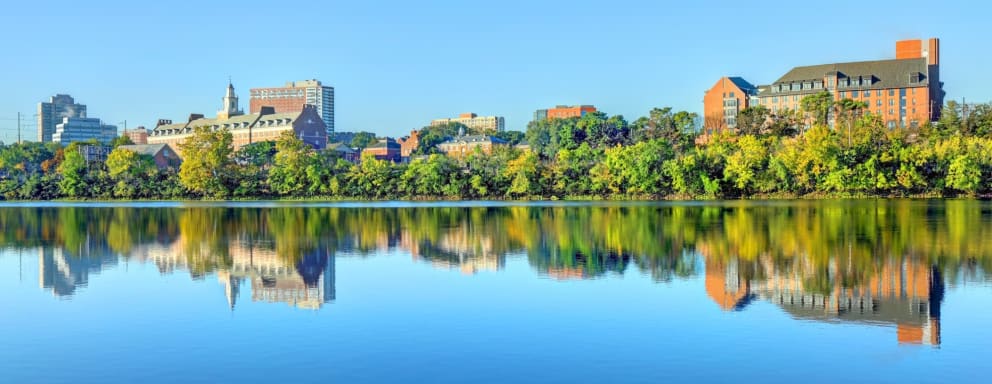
[0,1,988,143]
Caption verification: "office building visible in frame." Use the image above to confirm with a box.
[249,79,335,134]
[533,105,597,121]
[437,134,508,158]
[52,117,117,145]
[430,113,505,133]
[37,94,87,142]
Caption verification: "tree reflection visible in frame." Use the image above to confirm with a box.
[3,200,990,329]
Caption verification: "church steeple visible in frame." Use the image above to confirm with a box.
[218,79,244,120]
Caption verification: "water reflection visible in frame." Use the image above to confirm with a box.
[4,200,991,346]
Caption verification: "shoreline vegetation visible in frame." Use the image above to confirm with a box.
[1,99,991,202]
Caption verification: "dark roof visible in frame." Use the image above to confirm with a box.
[727,77,756,91]
[366,140,400,149]
[118,144,171,156]
[768,58,928,93]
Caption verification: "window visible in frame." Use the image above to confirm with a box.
[877,100,882,106]
[863,91,870,98]
[889,99,894,106]
[889,89,895,96]
[839,91,845,98]
[877,90,882,97]
[729,92,735,98]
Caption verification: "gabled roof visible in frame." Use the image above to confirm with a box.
[771,58,928,90]
[118,144,171,156]
[727,77,756,91]
[366,140,401,149]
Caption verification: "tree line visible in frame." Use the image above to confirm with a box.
[1,94,991,200]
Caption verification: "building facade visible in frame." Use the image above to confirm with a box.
[118,144,181,169]
[361,139,402,162]
[702,77,756,134]
[249,79,335,135]
[533,105,597,121]
[124,126,149,144]
[437,134,508,158]
[37,94,87,142]
[148,83,327,156]
[430,113,505,133]
[704,38,943,132]
[52,117,117,145]
[397,130,420,157]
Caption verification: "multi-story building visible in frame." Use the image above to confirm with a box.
[437,134,508,158]
[37,94,87,142]
[249,79,335,135]
[123,126,149,144]
[430,113,505,133]
[148,83,327,156]
[704,38,944,132]
[397,130,420,157]
[533,105,597,121]
[361,139,402,162]
[702,77,757,134]
[52,117,117,145]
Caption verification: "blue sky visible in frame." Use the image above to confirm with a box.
[0,0,986,142]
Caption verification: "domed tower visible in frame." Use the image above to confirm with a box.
[217,80,244,120]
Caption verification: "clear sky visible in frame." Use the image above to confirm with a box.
[0,0,986,142]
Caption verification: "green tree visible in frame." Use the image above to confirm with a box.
[57,146,88,198]
[801,91,835,127]
[267,131,321,196]
[736,106,770,136]
[178,126,235,198]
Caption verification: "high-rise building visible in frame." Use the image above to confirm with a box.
[533,105,597,121]
[249,79,335,135]
[37,94,87,142]
[704,38,944,133]
[52,117,117,145]
[430,113,505,133]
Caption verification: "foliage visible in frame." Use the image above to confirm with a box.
[178,126,235,198]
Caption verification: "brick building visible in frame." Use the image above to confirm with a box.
[148,83,327,156]
[249,79,335,135]
[702,77,757,134]
[361,139,402,162]
[118,143,181,170]
[704,38,944,132]
[124,126,149,144]
[397,130,420,157]
[534,105,597,121]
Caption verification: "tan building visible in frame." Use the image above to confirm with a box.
[397,130,420,157]
[148,83,327,156]
[437,134,508,157]
[124,126,149,144]
[430,112,505,133]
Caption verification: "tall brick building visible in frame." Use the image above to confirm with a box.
[533,105,597,121]
[704,38,944,132]
[249,79,334,135]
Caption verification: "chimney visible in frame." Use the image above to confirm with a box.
[187,114,204,123]
[259,106,276,116]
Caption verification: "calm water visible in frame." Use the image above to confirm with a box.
[2,200,991,383]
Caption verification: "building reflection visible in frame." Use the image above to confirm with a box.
[705,254,943,346]
[218,241,335,310]
[38,239,117,298]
